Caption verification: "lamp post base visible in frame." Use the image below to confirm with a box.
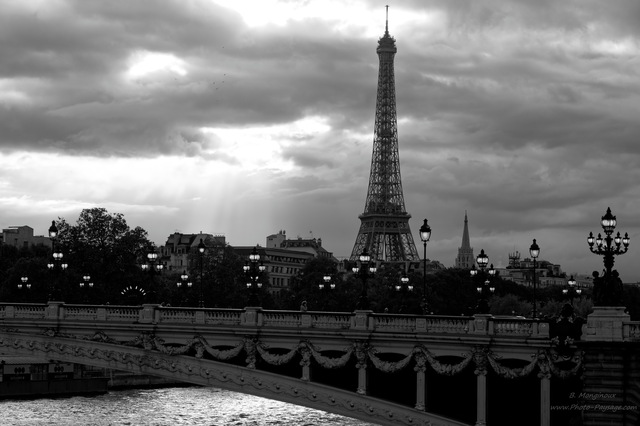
[584,306,630,342]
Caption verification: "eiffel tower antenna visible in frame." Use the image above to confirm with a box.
[349,7,420,263]
[385,5,389,34]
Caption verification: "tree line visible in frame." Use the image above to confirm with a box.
[2,207,639,319]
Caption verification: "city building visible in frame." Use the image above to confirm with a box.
[454,212,474,269]
[266,230,334,260]
[234,231,340,298]
[235,245,314,298]
[501,251,567,288]
[160,232,226,272]
[1,225,51,249]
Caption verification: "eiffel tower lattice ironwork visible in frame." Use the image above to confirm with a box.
[350,8,420,263]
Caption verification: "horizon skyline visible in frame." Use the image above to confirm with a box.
[1,1,639,282]
[5,211,628,281]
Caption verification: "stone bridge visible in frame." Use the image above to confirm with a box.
[2,303,635,425]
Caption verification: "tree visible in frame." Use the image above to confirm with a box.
[53,207,154,303]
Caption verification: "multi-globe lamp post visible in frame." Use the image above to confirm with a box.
[197,238,206,308]
[244,246,265,306]
[318,273,335,310]
[79,274,93,303]
[18,276,31,301]
[47,220,68,301]
[394,271,413,313]
[529,239,540,319]
[587,207,630,306]
[419,219,431,314]
[141,250,164,303]
[353,248,376,310]
[562,275,582,306]
[176,270,193,306]
[470,249,495,314]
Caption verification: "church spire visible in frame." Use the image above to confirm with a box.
[455,211,474,269]
[461,210,470,249]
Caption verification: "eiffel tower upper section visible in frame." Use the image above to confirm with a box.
[350,9,420,263]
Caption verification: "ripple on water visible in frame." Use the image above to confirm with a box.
[0,387,376,426]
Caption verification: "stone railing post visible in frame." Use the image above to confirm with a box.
[139,304,158,324]
[195,310,205,324]
[471,314,491,335]
[301,313,311,328]
[242,307,263,326]
[96,307,107,321]
[352,310,372,330]
[535,321,549,337]
[46,301,64,320]
[5,305,15,319]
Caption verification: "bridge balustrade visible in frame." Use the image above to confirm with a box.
[0,303,556,339]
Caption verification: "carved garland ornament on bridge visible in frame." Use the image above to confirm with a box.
[31,328,584,380]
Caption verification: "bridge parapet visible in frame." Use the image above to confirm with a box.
[0,302,553,338]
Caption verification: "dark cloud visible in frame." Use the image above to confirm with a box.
[1,0,640,280]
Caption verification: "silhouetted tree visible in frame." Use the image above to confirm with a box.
[52,207,154,303]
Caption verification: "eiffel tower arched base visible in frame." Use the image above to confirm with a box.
[350,213,420,262]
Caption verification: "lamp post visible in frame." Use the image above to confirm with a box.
[176,270,193,306]
[79,274,93,303]
[419,219,431,315]
[587,207,630,306]
[244,246,265,306]
[197,238,206,308]
[318,273,335,310]
[353,248,376,310]
[18,276,31,302]
[529,239,540,319]
[563,275,582,306]
[141,250,164,303]
[47,220,68,301]
[470,249,493,314]
[394,271,413,313]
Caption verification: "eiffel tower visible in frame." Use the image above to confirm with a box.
[349,7,420,263]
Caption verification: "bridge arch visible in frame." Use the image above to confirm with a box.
[0,331,471,426]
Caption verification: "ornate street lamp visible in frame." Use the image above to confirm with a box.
[395,271,413,292]
[563,275,581,306]
[317,273,335,310]
[419,218,431,314]
[197,238,206,308]
[17,276,31,302]
[470,249,492,314]
[176,270,192,288]
[79,274,93,288]
[529,239,540,319]
[587,207,630,306]
[354,248,376,310]
[176,270,193,306]
[47,220,68,301]
[141,250,163,303]
[79,274,93,303]
[319,274,335,290]
[244,246,266,306]
[394,271,413,313]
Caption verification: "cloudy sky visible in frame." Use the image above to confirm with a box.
[2,0,640,281]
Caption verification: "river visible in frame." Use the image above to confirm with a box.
[0,386,377,426]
